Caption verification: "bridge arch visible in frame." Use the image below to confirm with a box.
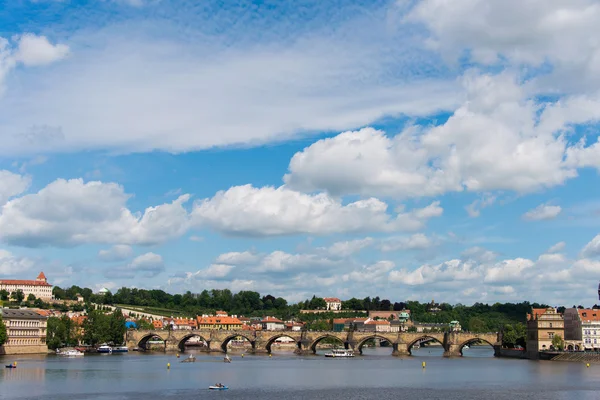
[355,335,396,354]
[406,335,445,355]
[177,333,210,352]
[220,334,255,353]
[310,334,346,354]
[264,333,301,353]
[138,332,167,350]
[457,337,495,355]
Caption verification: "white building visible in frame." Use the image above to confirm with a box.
[261,316,285,331]
[324,297,342,311]
[0,272,53,301]
[564,308,600,350]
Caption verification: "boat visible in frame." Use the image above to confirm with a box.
[58,349,84,357]
[224,354,231,363]
[181,355,196,363]
[97,344,113,353]
[324,348,354,358]
[5,364,16,369]
[209,385,228,390]
[463,345,469,350]
[112,346,129,353]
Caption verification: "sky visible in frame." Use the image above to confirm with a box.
[0,0,600,307]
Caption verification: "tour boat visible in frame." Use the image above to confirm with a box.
[111,346,129,353]
[59,349,84,357]
[97,344,113,353]
[209,385,228,390]
[324,348,354,358]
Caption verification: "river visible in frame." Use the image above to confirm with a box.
[2,346,600,399]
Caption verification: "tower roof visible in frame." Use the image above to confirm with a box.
[36,272,47,280]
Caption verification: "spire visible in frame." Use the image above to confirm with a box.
[36,272,47,282]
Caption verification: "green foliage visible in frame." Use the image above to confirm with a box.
[11,290,24,303]
[0,316,7,346]
[27,293,36,302]
[552,334,564,351]
[47,316,78,350]
[82,309,127,346]
[0,289,9,301]
[136,319,154,330]
[501,323,527,348]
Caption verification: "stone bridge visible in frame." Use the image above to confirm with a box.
[125,330,501,357]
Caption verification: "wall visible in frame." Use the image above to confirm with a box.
[0,344,49,355]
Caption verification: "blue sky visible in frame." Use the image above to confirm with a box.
[1,0,600,306]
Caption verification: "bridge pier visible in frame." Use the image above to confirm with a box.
[443,344,462,357]
[392,343,411,357]
[294,340,314,355]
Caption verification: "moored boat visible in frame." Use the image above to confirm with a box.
[59,349,84,357]
[324,348,354,358]
[97,344,113,353]
[112,346,129,353]
[209,384,228,390]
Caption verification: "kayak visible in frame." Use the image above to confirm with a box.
[209,386,228,390]
[5,365,17,369]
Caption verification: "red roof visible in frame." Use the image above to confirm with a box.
[197,316,242,325]
[323,297,341,302]
[261,316,283,323]
[37,272,47,280]
[578,309,600,322]
[365,320,390,325]
[0,279,51,287]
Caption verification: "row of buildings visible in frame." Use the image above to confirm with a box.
[0,272,54,301]
[526,306,600,358]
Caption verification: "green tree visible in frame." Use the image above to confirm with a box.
[27,293,36,302]
[11,290,24,303]
[0,316,7,346]
[108,309,127,345]
[0,289,9,301]
[552,334,564,351]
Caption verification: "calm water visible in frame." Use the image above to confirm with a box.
[2,346,600,399]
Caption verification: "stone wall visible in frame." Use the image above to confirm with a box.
[0,344,49,355]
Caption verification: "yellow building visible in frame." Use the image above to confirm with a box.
[0,272,53,301]
[196,315,242,330]
[1,309,48,355]
[526,307,565,358]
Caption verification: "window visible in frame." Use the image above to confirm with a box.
[549,332,554,339]
[549,323,553,328]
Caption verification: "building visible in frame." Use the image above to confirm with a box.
[324,297,342,311]
[261,316,285,331]
[286,322,304,331]
[96,288,110,295]
[0,309,48,355]
[0,272,53,301]
[526,307,565,358]
[368,311,398,320]
[564,308,599,351]
[364,319,391,332]
[196,315,243,330]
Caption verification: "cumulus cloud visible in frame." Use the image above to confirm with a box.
[98,245,134,262]
[191,184,442,236]
[128,252,165,277]
[522,203,562,221]
[342,260,395,282]
[547,241,566,253]
[194,264,235,279]
[465,194,497,218]
[0,170,30,206]
[0,178,191,247]
[284,71,600,199]
[379,234,434,252]
[581,235,600,258]
[214,251,261,265]
[0,249,35,275]
[320,238,374,258]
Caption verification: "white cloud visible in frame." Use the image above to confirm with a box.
[522,203,562,221]
[214,251,261,265]
[321,238,374,258]
[0,178,191,247]
[191,184,442,236]
[581,234,600,258]
[284,71,600,199]
[129,252,164,277]
[342,260,395,282]
[461,247,498,263]
[484,258,535,283]
[194,264,235,279]
[547,241,566,253]
[465,194,496,218]
[0,249,35,275]
[12,34,69,67]
[379,234,433,252]
[98,245,133,262]
[255,251,340,273]
[0,170,30,206]
[0,11,459,156]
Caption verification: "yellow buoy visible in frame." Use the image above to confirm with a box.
[269,354,272,357]
[176,353,180,358]
[241,354,244,358]
[587,363,590,368]
[167,363,171,369]
[422,361,426,368]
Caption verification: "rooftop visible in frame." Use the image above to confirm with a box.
[2,309,48,320]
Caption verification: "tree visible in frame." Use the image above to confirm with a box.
[0,289,9,301]
[552,334,564,351]
[0,316,6,346]
[11,290,24,303]
[27,293,36,302]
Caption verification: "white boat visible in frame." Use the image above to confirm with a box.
[97,344,112,353]
[112,346,129,353]
[463,345,469,350]
[324,348,354,358]
[59,349,84,357]
[209,385,228,390]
